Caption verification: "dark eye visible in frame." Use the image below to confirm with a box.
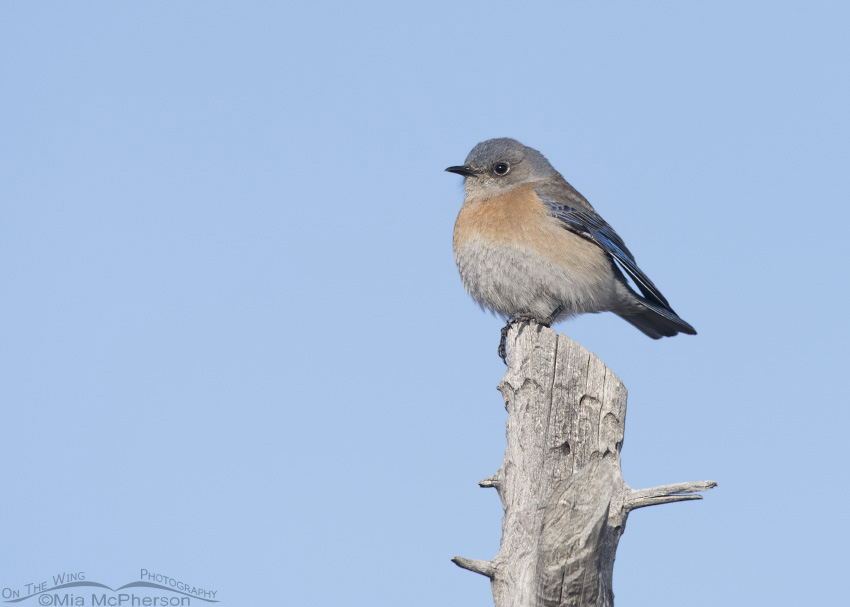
[492,162,510,176]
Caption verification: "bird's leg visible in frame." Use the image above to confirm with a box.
[540,305,564,327]
[498,307,565,365]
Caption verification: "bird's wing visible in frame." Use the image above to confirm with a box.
[535,183,671,309]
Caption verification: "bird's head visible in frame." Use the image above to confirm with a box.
[445,138,557,200]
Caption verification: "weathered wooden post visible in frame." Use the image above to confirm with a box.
[453,322,715,606]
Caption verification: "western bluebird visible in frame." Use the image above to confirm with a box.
[446,138,696,361]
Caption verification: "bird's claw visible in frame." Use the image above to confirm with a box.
[498,307,564,365]
[498,321,511,365]
[498,315,537,365]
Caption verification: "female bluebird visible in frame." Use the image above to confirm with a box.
[447,138,695,360]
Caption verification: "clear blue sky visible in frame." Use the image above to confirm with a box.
[2,2,848,605]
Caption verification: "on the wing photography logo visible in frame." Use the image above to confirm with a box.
[2,569,219,606]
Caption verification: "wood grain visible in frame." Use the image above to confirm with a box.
[453,323,715,606]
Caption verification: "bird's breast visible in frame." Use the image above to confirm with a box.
[453,184,549,251]
[452,184,616,318]
[453,184,606,271]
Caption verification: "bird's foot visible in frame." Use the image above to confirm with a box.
[498,314,546,365]
[498,320,512,365]
[498,308,564,365]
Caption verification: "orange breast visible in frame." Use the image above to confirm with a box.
[453,183,551,248]
[453,183,610,278]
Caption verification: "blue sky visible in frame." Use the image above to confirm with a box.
[2,2,848,605]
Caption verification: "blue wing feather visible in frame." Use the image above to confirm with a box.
[538,195,672,309]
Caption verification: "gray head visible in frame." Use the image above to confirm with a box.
[445,138,558,200]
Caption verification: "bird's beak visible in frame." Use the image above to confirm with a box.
[445,165,476,177]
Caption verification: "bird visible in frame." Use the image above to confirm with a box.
[446,138,695,362]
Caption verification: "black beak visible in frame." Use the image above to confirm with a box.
[445,165,476,177]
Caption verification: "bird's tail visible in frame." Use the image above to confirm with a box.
[617,296,697,339]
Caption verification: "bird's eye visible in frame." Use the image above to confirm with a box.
[492,162,510,176]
